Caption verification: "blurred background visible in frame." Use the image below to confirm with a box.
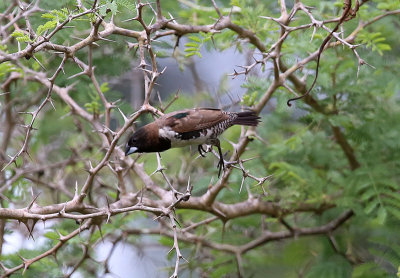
[1,0,400,277]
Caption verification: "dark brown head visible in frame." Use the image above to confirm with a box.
[125,123,171,155]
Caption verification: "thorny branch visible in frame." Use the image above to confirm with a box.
[0,0,397,276]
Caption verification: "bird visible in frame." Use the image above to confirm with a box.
[125,108,260,176]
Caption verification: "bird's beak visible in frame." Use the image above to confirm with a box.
[125,146,138,156]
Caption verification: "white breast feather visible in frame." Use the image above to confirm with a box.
[159,126,177,139]
[159,127,213,148]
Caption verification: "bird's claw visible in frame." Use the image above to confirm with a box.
[198,145,207,157]
[217,156,225,178]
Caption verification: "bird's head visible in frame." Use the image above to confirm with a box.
[125,123,171,156]
[125,127,149,155]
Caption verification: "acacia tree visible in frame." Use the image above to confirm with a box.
[0,0,399,277]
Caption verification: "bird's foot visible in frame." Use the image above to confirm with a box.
[198,145,207,157]
[217,156,225,178]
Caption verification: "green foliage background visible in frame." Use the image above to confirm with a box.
[0,0,399,277]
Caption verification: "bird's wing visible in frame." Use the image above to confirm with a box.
[160,108,230,133]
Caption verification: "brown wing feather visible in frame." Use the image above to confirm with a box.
[158,108,230,133]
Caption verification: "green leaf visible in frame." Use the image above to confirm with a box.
[364,198,379,214]
[0,62,19,77]
[184,42,199,47]
[108,1,118,15]
[37,20,58,36]
[242,91,258,106]
[377,43,391,51]
[99,5,107,16]
[184,47,198,52]
[188,35,201,42]
[44,231,60,240]
[41,13,57,19]
[11,30,24,38]
[376,206,387,225]
[116,0,136,11]
[100,82,109,93]
[11,30,33,43]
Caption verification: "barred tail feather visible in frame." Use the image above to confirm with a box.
[232,111,261,126]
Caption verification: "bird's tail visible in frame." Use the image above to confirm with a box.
[232,111,260,126]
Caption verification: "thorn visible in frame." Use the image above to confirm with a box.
[167,246,174,255]
[22,260,31,274]
[32,55,47,71]
[105,197,111,224]
[26,219,38,240]
[16,124,38,131]
[17,111,34,116]
[97,36,116,43]
[126,41,138,50]
[150,166,166,176]
[74,181,79,198]
[52,251,58,264]
[0,262,9,271]
[122,16,138,22]
[17,254,27,263]
[212,206,226,218]
[137,61,149,68]
[211,36,217,50]
[117,107,129,123]
[67,71,87,79]
[71,35,85,41]
[27,192,41,211]
[97,225,104,243]
[24,149,34,161]
[102,125,116,136]
[356,58,375,78]
[58,202,67,215]
[149,16,155,26]
[257,174,273,186]
[239,176,245,193]
[48,97,56,110]
[310,26,317,42]
[111,99,122,106]
[349,43,362,49]
[56,229,67,242]
[241,157,259,163]
[168,12,178,24]
[76,219,83,233]
[106,162,116,174]
[181,255,189,263]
